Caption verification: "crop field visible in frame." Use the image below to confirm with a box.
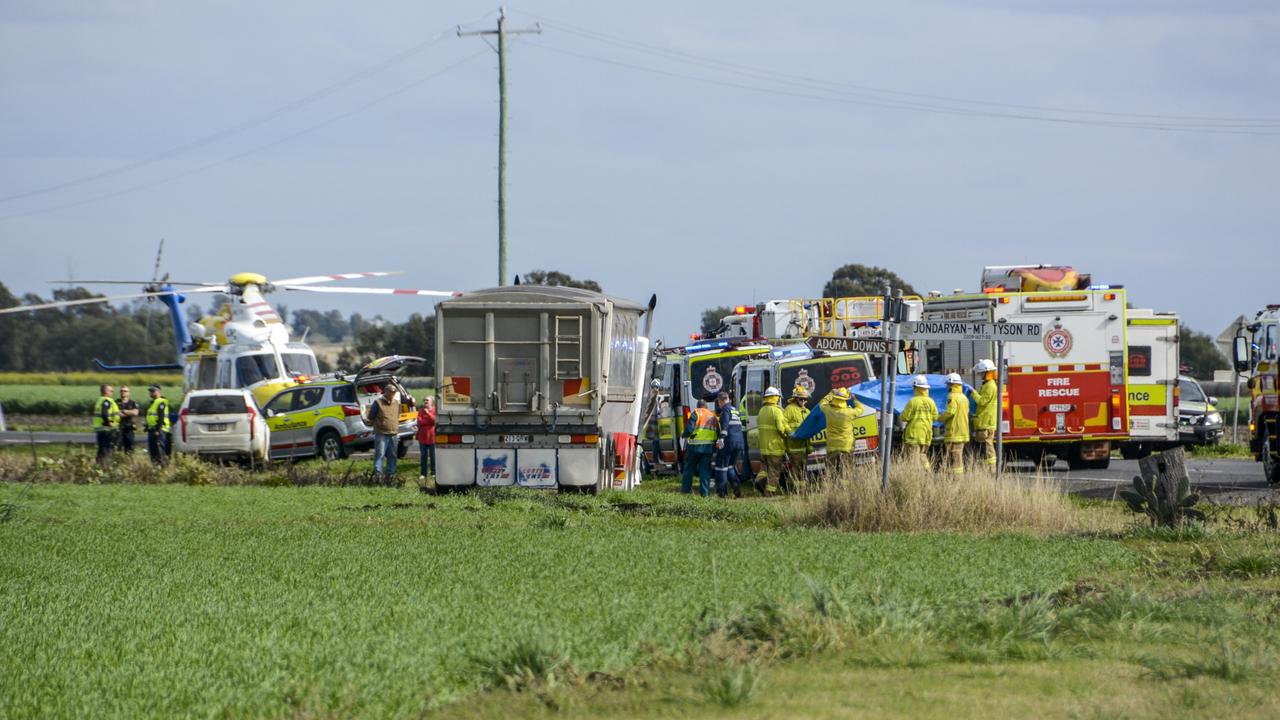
[3,462,1280,718]
[0,383,181,416]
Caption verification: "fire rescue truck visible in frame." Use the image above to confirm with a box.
[920,266,1129,470]
[1234,304,1280,484]
[1119,310,1180,460]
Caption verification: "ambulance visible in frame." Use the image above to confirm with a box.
[1234,304,1280,484]
[730,344,880,472]
[1119,310,1180,460]
[920,265,1129,469]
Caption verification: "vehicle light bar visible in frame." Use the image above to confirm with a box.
[686,339,731,353]
[770,344,812,360]
[1025,294,1088,303]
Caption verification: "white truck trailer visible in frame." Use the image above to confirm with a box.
[433,285,655,492]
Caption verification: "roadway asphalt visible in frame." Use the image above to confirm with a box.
[3,431,1273,504]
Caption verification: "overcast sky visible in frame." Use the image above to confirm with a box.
[1,0,1276,344]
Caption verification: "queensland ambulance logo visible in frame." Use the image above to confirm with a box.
[1044,326,1073,358]
[480,455,512,483]
[702,366,724,394]
[794,369,816,394]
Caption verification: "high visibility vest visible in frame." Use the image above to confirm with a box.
[146,397,171,433]
[92,396,120,430]
[688,407,718,445]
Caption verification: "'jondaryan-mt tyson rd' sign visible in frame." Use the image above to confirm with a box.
[903,321,1044,342]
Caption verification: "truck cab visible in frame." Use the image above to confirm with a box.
[1237,305,1280,484]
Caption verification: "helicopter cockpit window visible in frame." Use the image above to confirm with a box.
[282,353,319,377]
[235,353,280,387]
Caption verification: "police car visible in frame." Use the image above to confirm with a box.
[262,356,423,461]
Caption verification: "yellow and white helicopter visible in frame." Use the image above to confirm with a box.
[1,269,456,407]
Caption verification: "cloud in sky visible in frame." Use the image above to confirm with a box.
[0,0,1276,343]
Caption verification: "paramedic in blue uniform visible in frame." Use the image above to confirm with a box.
[713,391,747,498]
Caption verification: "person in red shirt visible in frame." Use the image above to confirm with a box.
[417,396,437,479]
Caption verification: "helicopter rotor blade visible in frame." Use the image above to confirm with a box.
[269,271,401,287]
[278,284,458,298]
[0,290,176,316]
[150,238,165,284]
[47,279,219,287]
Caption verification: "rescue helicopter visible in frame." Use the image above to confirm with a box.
[0,262,456,407]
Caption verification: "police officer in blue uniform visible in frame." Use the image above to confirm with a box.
[713,391,747,498]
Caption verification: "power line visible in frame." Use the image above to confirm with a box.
[523,40,1280,136]
[515,11,1280,128]
[0,51,487,223]
[0,11,498,206]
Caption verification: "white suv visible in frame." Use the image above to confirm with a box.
[175,389,269,464]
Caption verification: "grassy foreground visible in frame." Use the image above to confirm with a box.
[0,482,1133,718]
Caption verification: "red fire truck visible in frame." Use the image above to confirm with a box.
[920,266,1129,469]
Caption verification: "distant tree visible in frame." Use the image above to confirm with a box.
[335,313,435,376]
[822,264,918,299]
[522,270,602,292]
[1179,326,1227,380]
[700,305,736,337]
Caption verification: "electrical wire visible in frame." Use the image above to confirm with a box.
[515,11,1280,129]
[0,9,498,206]
[522,40,1280,136]
[0,51,487,223]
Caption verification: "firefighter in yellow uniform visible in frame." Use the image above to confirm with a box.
[939,373,971,475]
[970,359,999,467]
[755,387,792,494]
[900,375,938,463]
[92,384,121,465]
[822,386,860,477]
[782,386,812,491]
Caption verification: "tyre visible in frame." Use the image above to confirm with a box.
[317,429,346,461]
[396,437,411,459]
[1120,444,1150,461]
[1066,444,1087,471]
[1263,429,1279,485]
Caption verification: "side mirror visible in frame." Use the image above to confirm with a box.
[1208,397,1219,406]
[1232,336,1251,372]
[265,409,276,418]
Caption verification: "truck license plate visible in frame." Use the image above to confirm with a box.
[502,435,531,444]
[1048,404,1072,413]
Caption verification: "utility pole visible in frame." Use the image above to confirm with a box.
[459,7,541,286]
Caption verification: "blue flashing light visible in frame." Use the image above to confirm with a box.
[686,339,731,353]
[1089,284,1111,290]
[770,344,812,360]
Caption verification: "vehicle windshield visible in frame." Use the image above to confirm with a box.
[188,395,249,415]
[1179,379,1206,404]
[235,353,280,386]
[779,356,872,403]
[281,352,318,377]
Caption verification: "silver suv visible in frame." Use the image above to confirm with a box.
[263,356,423,461]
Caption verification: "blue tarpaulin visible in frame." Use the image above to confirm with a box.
[791,375,973,440]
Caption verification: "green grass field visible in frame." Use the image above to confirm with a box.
[0,483,1133,718]
[0,383,181,416]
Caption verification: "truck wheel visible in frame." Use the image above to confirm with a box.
[1263,430,1279,485]
[1066,444,1087,471]
[318,430,346,462]
[1120,444,1150,461]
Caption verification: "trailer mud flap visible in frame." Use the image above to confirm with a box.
[558,448,598,487]
[477,449,516,487]
[436,447,476,486]
[517,449,558,488]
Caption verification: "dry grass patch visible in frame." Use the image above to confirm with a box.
[788,460,1077,534]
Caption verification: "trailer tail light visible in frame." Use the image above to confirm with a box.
[179,409,189,442]
[999,297,1010,304]
[246,405,256,441]
[341,404,363,417]
[1172,382,1180,408]
[571,434,600,445]
[436,434,466,445]
[1111,392,1122,430]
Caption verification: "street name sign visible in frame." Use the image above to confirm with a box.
[903,321,1043,342]
[806,336,899,355]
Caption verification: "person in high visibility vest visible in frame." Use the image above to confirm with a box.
[681,399,719,496]
[822,386,860,477]
[145,385,171,466]
[754,387,792,494]
[940,373,971,475]
[92,384,121,464]
[900,375,939,463]
[970,359,999,467]
[782,386,813,491]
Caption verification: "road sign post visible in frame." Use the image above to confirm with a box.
[903,319,1044,479]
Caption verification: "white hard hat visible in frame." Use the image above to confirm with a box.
[913,375,930,389]
[764,386,782,398]
[975,359,996,373]
[946,372,963,385]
